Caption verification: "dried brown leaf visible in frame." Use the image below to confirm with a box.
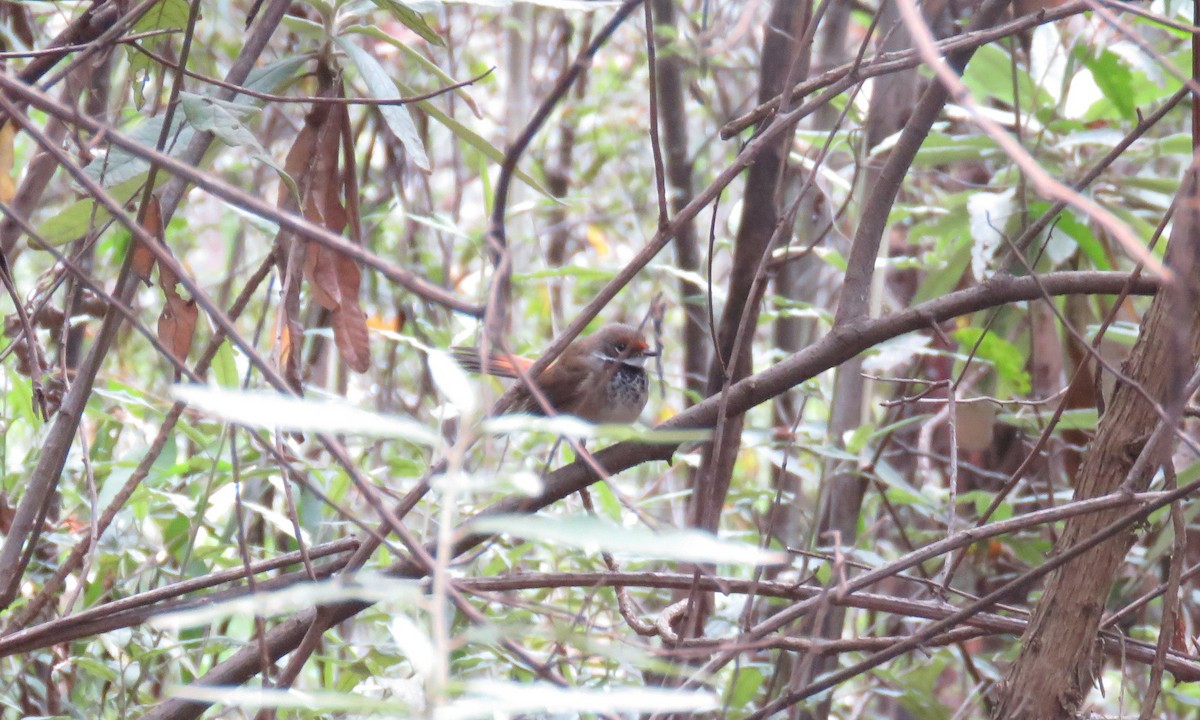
[331,255,369,373]
[0,121,15,204]
[304,244,341,310]
[279,315,305,392]
[158,290,198,362]
[279,123,318,209]
[314,114,347,234]
[332,303,370,373]
[133,194,163,285]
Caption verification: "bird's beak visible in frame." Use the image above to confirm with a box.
[633,340,657,357]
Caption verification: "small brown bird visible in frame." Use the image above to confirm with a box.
[452,323,656,423]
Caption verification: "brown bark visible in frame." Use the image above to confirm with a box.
[994,157,1200,718]
[687,0,811,536]
[794,3,1012,717]
[651,0,706,406]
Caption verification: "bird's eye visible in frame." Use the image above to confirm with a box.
[615,342,627,352]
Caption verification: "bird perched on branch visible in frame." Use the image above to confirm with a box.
[452,323,656,423]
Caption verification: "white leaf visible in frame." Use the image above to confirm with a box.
[152,575,422,629]
[862,334,933,374]
[171,385,440,444]
[408,0,620,8]
[438,681,717,720]
[427,349,477,416]
[968,188,1016,281]
[469,515,789,566]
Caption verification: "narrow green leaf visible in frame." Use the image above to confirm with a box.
[400,80,551,197]
[243,55,311,96]
[367,0,443,46]
[210,341,240,389]
[336,36,431,172]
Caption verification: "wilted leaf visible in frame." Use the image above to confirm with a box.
[313,112,347,233]
[0,121,16,203]
[280,315,304,392]
[955,402,997,452]
[304,245,341,309]
[332,304,371,373]
[158,291,198,362]
[133,194,163,284]
[279,119,319,209]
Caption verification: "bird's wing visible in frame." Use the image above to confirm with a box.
[450,347,535,379]
[511,357,594,416]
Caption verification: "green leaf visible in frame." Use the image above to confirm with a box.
[210,341,240,389]
[335,36,431,172]
[843,422,874,455]
[344,24,479,114]
[952,328,1031,398]
[243,55,311,96]
[1027,202,1110,270]
[1080,48,1136,121]
[515,264,615,281]
[961,43,1050,110]
[279,13,327,41]
[590,480,623,522]
[83,114,195,187]
[997,408,1097,432]
[903,129,1002,167]
[482,414,710,443]
[728,668,766,709]
[366,0,443,46]
[126,0,190,108]
[33,174,149,246]
[399,79,552,196]
[179,92,292,186]
[912,235,970,305]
